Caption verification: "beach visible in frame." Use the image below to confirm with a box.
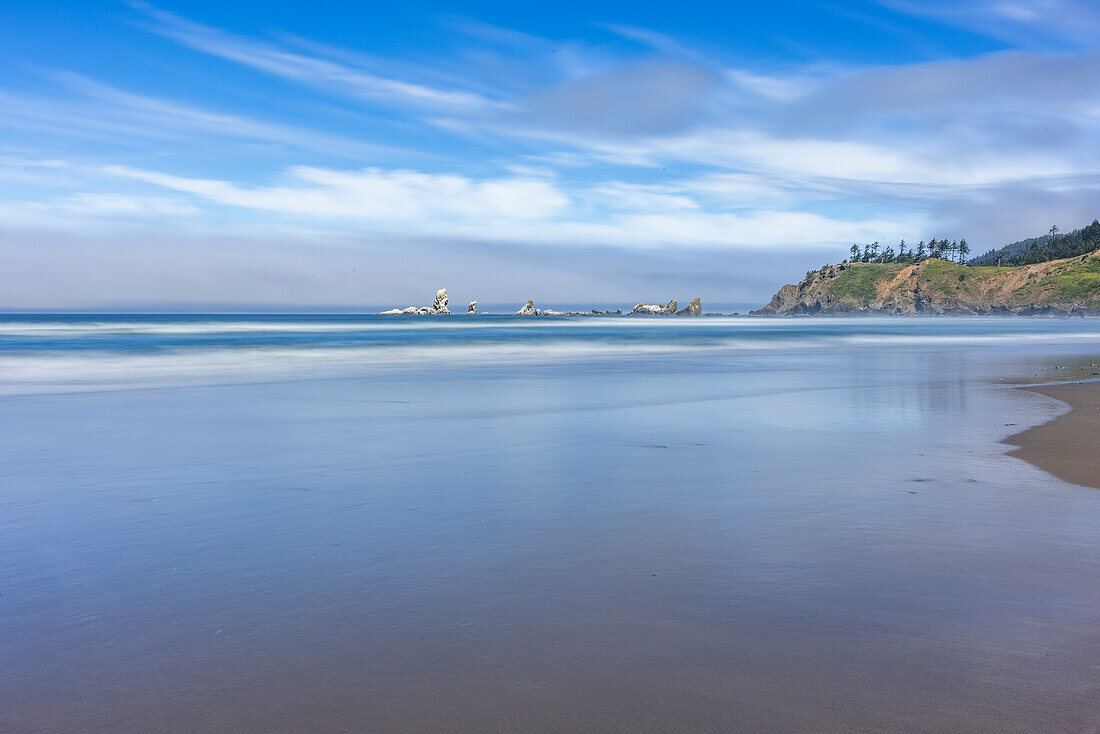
[1007,381,1100,490]
[2,316,1100,732]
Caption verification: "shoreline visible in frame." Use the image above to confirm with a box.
[1005,381,1100,490]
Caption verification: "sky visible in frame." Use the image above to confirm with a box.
[3,0,1100,310]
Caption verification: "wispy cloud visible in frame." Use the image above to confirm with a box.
[0,74,398,159]
[102,164,571,222]
[877,0,1100,48]
[131,1,502,111]
[0,192,200,223]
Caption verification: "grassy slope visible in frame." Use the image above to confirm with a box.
[814,251,1100,309]
[825,263,905,302]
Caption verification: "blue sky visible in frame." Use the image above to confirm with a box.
[4,0,1100,309]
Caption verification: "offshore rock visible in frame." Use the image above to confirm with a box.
[537,308,587,316]
[633,299,677,315]
[380,288,451,315]
[467,300,477,314]
[514,299,588,316]
[432,288,450,314]
[676,297,702,315]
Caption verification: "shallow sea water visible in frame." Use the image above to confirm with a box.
[1,315,1099,732]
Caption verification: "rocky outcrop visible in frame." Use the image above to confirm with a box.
[676,298,702,315]
[591,309,623,315]
[632,298,702,315]
[514,299,587,316]
[431,288,449,314]
[753,254,1100,315]
[468,301,477,314]
[380,288,451,315]
[633,299,678,315]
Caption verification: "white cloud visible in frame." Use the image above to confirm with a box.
[725,69,814,102]
[0,193,200,224]
[133,2,500,111]
[877,0,1100,47]
[87,162,918,250]
[586,182,701,212]
[102,164,571,221]
[0,78,391,158]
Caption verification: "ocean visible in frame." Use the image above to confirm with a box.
[2,315,1100,732]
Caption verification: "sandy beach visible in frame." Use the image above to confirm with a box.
[1006,381,1100,490]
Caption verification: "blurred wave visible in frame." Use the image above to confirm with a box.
[1,315,1098,395]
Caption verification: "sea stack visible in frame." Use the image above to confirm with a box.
[467,300,477,314]
[432,288,450,314]
[516,299,536,315]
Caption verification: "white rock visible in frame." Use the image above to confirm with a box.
[516,299,537,315]
[432,288,450,314]
[633,299,677,315]
[468,300,477,314]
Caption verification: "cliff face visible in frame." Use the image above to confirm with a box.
[753,252,1100,315]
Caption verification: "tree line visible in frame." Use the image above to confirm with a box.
[969,220,1100,266]
[842,238,970,265]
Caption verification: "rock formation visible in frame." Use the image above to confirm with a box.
[513,299,589,316]
[676,298,702,315]
[632,299,677,315]
[380,288,451,315]
[431,288,449,314]
[467,301,477,314]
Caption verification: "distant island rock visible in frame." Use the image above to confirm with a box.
[380,293,702,317]
[380,288,450,315]
[633,299,676,315]
[753,253,1100,315]
[681,297,702,315]
[633,298,703,315]
[515,299,588,316]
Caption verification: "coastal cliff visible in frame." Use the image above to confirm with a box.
[753,251,1100,315]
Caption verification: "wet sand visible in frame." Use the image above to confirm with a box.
[1006,381,1100,490]
[6,320,1100,732]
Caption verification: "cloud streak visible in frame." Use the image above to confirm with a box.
[132,2,501,111]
